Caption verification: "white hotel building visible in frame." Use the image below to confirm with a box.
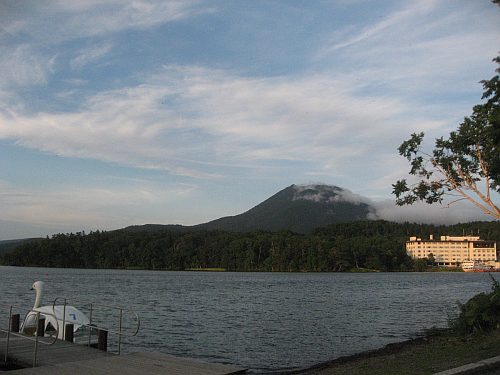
[406,235,498,268]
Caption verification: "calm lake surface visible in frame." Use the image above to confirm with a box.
[0,266,494,373]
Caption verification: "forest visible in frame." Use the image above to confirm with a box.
[1,220,499,272]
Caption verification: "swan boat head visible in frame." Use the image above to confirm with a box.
[22,281,90,339]
[31,280,44,309]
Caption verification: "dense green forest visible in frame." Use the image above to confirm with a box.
[1,220,499,272]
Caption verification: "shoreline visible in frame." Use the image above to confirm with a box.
[262,334,431,374]
[281,329,500,375]
[0,264,471,273]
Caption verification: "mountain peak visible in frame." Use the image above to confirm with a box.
[292,184,342,203]
[291,184,368,206]
[196,183,373,233]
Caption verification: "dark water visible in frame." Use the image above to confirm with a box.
[0,266,494,372]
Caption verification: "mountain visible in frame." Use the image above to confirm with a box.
[193,184,374,234]
[123,184,375,234]
[122,224,191,233]
[0,238,42,256]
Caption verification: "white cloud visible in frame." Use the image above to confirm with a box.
[332,189,372,206]
[324,0,438,52]
[371,199,494,225]
[1,1,497,185]
[318,0,500,101]
[0,66,431,181]
[70,43,113,70]
[0,45,55,88]
[275,183,492,224]
[55,0,203,36]
[293,184,372,206]
[1,1,206,43]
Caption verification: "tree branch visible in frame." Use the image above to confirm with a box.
[432,158,500,219]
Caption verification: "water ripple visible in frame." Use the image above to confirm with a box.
[0,267,492,372]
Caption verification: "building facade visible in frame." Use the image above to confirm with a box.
[406,235,498,267]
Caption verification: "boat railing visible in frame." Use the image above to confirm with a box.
[0,302,60,368]
[51,297,140,354]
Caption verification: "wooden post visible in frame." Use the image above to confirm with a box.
[65,324,74,342]
[37,317,45,337]
[10,313,20,333]
[97,329,108,352]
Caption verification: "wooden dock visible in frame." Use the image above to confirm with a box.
[0,332,246,374]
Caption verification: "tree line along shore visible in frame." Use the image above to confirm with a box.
[1,220,499,272]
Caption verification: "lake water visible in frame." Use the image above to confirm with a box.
[0,266,495,373]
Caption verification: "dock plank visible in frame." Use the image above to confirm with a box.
[1,332,246,374]
[8,352,246,375]
[0,332,112,368]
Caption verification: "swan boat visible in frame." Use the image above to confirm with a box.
[21,281,90,339]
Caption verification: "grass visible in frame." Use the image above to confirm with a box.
[299,329,500,375]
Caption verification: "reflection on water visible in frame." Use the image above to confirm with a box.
[0,266,493,372]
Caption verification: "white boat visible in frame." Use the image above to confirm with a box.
[461,260,493,272]
[21,281,90,339]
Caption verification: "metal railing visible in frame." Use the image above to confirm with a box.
[1,303,60,368]
[1,297,140,369]
[52,297,140,354]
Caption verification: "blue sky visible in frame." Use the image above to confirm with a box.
[1,0,499,240]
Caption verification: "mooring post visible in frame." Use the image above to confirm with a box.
[87,303,93,347]
[97,329,108,352]
[33,313,42,367]
[64,324,74,342]
[5,307,14,366]
[10,313,20,333]
[62,299,67,340]
[36,317,45,337]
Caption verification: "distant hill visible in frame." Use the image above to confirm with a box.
[193,184,373,234]
[122,224,190,233]
[0,238,41,256]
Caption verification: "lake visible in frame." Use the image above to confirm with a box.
[0,266,494,373]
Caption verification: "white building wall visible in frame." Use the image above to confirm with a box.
[406,235,497,267]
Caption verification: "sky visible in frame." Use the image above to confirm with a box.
[1,0,499,240]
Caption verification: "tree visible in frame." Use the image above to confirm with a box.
[450,275,500,334]
[393,56,500,219]
[427,253,435,266]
